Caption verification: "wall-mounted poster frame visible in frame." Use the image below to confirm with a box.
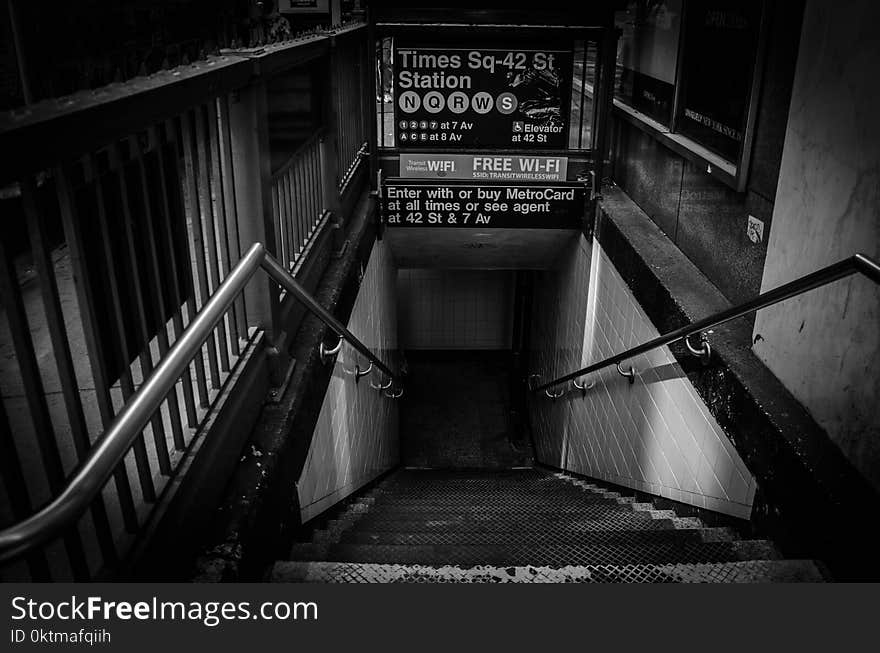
[615,0,683,126]
[611,0,770,192]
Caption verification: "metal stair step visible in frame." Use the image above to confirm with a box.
[326,512,677,535]
[336,527,715,548]
[366,496,629,511]
[288,540,780,567]
[348,503,637,516]
[271,559,825,583]
[371,482,623,496]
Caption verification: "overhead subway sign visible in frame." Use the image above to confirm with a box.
[393,46,571,148]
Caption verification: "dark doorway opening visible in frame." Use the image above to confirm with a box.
[396,269,535,469]
[400,350,533,469]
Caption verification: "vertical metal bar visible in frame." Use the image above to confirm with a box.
[127,135,186,452]
[307,141,316,235]
[293,162,304,258]
[55,165,139,533]
[109,142,172,477]
[216,95,247,346]
[301,151,310,246]
[310,139,320,230]
[284,168,293,260]
[85,154,157,503]
[349,49,357,169]
[315,139,324,220]
[304,144,314,238]
[345,41,353,168]
[358,38,365,159]
[372,30,383,153]
[579,41,587,149]
[151,123,199,431]
[271,183,283,272]
[180,110,222,390]
[282,169,295,264]
[275,182,285,267]
[294,158,305,253]
[289,165,301,257]
[306,142,315,236]
[591,37,604,177]
[335,47,345,178]
[0,234,89,580]
[22,179,117,565]
[303,150,313,241]
[193,105,231,375]
[342,57,348,172]
[206,100,239,358]
[0,399,51,580]
[273,177,283,267]
[165,117,210,410]
[361,36,369,150]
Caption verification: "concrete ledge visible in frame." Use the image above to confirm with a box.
[596,185,880,580]
[192,189,381,581]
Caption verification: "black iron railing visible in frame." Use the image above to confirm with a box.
[532,253,880,395]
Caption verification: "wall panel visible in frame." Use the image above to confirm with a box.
[296,240,399,523]
[530,235,757,518]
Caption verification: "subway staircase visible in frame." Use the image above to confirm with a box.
[270,468,825,583]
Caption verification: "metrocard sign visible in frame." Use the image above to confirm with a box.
[383,180,584,229]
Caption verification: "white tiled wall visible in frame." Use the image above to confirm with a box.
[397,269,513,350]
[297,240,399,523]
[530,235,757,519]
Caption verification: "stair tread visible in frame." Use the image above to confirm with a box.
[335,528,718,547]
[288,540,779,566]
[368,489,621,501]
[271,559,825,583]
[338,514,678,533]
[357,504,635,515]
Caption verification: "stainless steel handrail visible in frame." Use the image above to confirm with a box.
[0,242,400,563]
[261,254,399,382]
[532,253,880,393]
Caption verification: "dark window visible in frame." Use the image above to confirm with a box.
[676,0,763,161]
[614,0,683,126]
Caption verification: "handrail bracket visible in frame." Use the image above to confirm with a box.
[319,335,344,362]
[684,332,712,364]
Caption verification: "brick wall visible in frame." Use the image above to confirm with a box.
[296,240,399,522]
[530,234,756,519]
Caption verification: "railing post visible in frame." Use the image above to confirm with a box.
[227,80,289,384]
[323,37,345,249]
[366,12,379,193]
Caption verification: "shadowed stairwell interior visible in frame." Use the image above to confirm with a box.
[271,352,825,583]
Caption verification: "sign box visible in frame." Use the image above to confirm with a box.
[393,46,572,149]
[399,153,568,182]
[383,181,584,229]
